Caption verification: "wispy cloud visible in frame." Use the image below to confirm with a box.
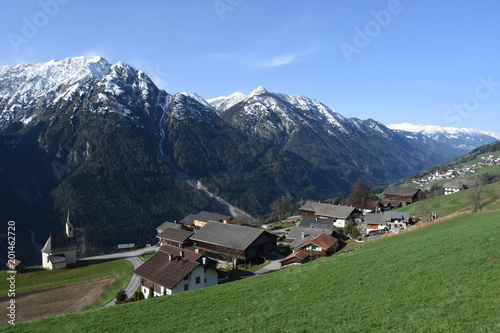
[201,43,323,69]
[256,53,299,68]
[255,43,323,68]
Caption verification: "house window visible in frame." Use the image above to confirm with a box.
[195,276,201,284]
[184,284,189,291]
[184,275,188,280]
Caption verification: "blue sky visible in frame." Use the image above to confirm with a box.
[1,0,499,132]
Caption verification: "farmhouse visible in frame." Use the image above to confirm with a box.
[287,226,335,251]
[384,211,411,230]
[363,213,388,235]
[299,202,360,228]
[280,250,311,267]
[157,228,194,248]
[190,222,277,267]
[443,179,476,195]
[297,233,340,259]
[382,186,422,205]
[133,245,218,299]
[41,214,77,270]
[156,221,183,234]
[181,211,232,230]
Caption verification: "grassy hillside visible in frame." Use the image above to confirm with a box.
[0,259,132,305]
[6,210,499,332]
[395,181,500,217]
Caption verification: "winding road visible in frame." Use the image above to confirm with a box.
[82,246,158,307]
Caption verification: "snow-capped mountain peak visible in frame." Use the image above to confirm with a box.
[249,86,268,97]
[206,91,246,113]
[0,56,112,128]
[388,123,500,150]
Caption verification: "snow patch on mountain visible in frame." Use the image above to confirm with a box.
[209,86,350,134]
[388,123,500,139]
[0,56,111,128]
[249,86,268,96]
[180,92,220,115]
[169,93,220,122]
[388,123,500,149]
[207,91,246,113]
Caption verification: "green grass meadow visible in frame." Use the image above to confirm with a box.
[6,210,499,332]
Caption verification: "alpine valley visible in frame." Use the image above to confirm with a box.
[1,57,498,264]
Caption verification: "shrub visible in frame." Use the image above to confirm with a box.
[115,288,127,303]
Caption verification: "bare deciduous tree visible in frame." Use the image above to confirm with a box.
[468,175,488,212]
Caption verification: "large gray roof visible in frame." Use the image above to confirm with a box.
[300,202,357,219]
[156,221,182,233]
[384,211,410,223]
[192,211,231,222]
[133,246,201,289]
[41,234,76,253]
[157,228,194,242]
[363,213,386,225]
[383,186,420,196]
[191,222,275,250]
[287,226,332,248]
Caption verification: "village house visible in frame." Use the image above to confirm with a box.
[157,228,194,248]
[382,186,422,205]
[280,250,311,267]
[362,211,413,235]
[133,244,218,299]
[41,213,77,270]
[181,211,232,230]
[384,211,411,230]
[190,222,277,268]
[281,233,340,267]
[156,221,183,234]
[297,233,340,259]
[443,179,476,195]
[299,202,360,228]
[378,200,404,211]
[287,225,338,251]
[363,213,388,235]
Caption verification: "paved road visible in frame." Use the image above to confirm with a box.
[252,252,285,276]
[82,246,158,307]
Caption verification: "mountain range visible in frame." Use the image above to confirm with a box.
[0,56,497,264]
[387,123,500,151]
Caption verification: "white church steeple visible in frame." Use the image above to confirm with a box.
[65,211,74,239]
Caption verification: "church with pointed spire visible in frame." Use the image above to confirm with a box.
[41,212,77,270]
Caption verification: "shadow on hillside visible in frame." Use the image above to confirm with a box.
[218,269,254,283]
[68,259,119,269]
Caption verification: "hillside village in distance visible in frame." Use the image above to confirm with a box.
[409,154,500,188]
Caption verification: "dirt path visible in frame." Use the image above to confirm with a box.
[381,210,473,238]
[0,276,117,325]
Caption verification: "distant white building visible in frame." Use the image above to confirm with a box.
[41,213,77,270]
[443,179,476,195]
